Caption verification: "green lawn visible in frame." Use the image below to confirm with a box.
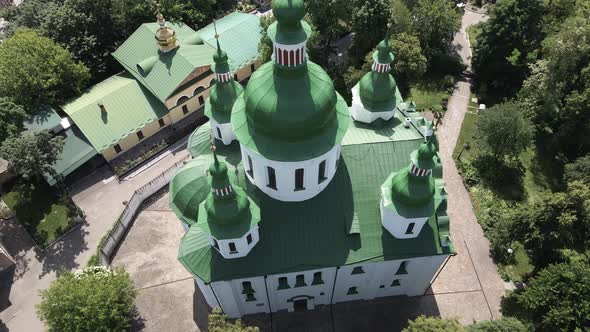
[2,180,78,247]
[467,23,483,50]
[407,87,449,111]
[498,242,534,283]
[452,111,478,161]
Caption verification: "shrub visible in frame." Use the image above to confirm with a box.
[467,317,528,332]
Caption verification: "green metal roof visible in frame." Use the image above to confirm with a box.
[178,120,454,283]
[62,73,169,153]
[45,126,97,185]
[112,22,216,103]
[198,13,262,72]
[24,106,62,133]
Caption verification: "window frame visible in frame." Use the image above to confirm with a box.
[405,222,416,234]
[228,242,237,254]
[294,168,305,191]
[114,144,122,154]
[294,274,306,287]
[136,130,144,140]
[318,160,327,183]
[246,233,253,245]
[267,166,277,189]
[277,277,290,290]
[182,105,189,115]
[158,118,166,127]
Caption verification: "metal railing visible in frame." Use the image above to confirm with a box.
[98,155,191,265]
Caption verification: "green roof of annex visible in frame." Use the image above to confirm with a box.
[176,112,454,283]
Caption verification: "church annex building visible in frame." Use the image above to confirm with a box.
[169,0,454,318]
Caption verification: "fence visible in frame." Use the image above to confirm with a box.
[98,155,191,265]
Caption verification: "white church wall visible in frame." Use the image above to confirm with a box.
[240,144,341,202]
[210,117,237,146]
[210,226,260,259]
[266,267,337,312]
[211,276,270,318]
[350,84,396,124]
[379,198,429,239]
[195,276,220,309]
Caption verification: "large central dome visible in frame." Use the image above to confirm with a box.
[231,0,349,162]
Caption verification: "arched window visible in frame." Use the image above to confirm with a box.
[283,50,289,65]
[278,48,283,64]
[289,50,295,66]
[176,96,189,106]
[193,86,206,97]
[295,49,300,65]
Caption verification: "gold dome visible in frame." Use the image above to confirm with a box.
[155,13,178,52]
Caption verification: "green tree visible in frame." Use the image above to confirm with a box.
[209,307,259,332]
[0,131,64,180]
[466,317,528,332]
[111,0,154,42]
[37,266,137,332]
[390,0,412,35]
[39,0,117,81]
[0,98,27,143]
[391,32,427,94]
[472,0,545,102]
[0,29,90,111]
[505,260,590,331]
[402,315,465,332]
[412,0,461,61]
[305,0,349,66]
[476,102,534,160]
[564,155,590,185]
[349,0,391,65]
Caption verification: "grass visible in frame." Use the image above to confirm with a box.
[452,111,478,161]
[498,242,534,283]
[2,180,78,247]
[467,23,483,50]
[407,87,449,111]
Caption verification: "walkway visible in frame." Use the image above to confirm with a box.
[0,140,191,331]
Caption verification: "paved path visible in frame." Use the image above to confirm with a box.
[432,10,505,318]
[0,142,190,331]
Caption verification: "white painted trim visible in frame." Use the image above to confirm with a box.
[350,84,396,124]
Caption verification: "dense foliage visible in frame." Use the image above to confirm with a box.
[0,131,64,180]
[37,266,136,332]
[209,307,259,332]
[402,316,464,332]
[564,155,590,185]
[0,29,90,112]
[0,98,26,142]
[411,0,461,60]
[466,317,528,332]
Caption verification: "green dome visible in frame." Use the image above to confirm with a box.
[212,39,230,74]
[411,140,438,170]
[374,39,394,64]
[205,80,243,124]
[272,0,305,27]
[359,71,399,112]
[240,62,339,141]
[169,159,211,226]
[390,168,435,206]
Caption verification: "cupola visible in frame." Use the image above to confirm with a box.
[155,10,178,52]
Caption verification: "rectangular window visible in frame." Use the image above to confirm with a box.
[277,277,290,290]
[347,286,358,295]
[267,166,276,189]
[229,242,237,253]
[158,118,166,127]
[391,279,401,287]
[114,144,122,154]
[295,168,304,190]
[216,127,222,140]
[242,281,254,293]
[318,160,327,183]
[351,266,365,275]
[395,261,408,275]
[182,105,189,115]
[247,156,254,177]
[311,272,324,285]
[213,239,219,250]
[136,130,144,140]
[234,74,239,81]
[247,233,252,244]
[250,63,256,73]
[198,96,204,105]
[405,222,415,234]
[295,274,306,287]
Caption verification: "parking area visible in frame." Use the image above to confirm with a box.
[112,188,499,332]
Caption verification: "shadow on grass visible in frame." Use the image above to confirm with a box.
[471,155,526,201]
[34,223,89,278]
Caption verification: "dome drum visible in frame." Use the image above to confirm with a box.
[210,116,237,145]
[273,41,306,67]
[209,225,260,259]
[350,84,397,124]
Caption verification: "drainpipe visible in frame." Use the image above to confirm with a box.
[264,275,273,331]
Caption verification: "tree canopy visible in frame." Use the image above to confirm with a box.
[0,130,64,180]
[475,102,534,160]
[349,0,390,65]
[0,28,90,112]
[37,266,136,332]
[564,155,590,186]
[0,98,27,143]
[402,315,464,332]
[466,317,528,332]
[209,307,259,332]
[412,0,461,61]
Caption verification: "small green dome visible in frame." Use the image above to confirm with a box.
[375,39,394,64]
[412,140,438,170]
[359,71,398,111]
[205,80,243,124]
[391,169,435,206]
[240,62,338,140]
[212,39,230,73]
[169,159,211,226]
[273,0,305,27]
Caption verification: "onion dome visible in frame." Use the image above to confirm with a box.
[390,140,438,206]
[204,38,243,124]
[231,0,349,161]
[358,31,399,112]
[155,12,178,53]
[169,159,210,226]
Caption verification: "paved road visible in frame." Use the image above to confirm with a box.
[0,144,190,331]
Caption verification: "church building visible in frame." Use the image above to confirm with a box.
[169,0,454,318]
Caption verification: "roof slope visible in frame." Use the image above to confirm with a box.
[179,117,453,283]
[198,13,262,71]
[112,22,216,103]
[24,106,62,133]
[46,126,97,185]
[62,73,169,153]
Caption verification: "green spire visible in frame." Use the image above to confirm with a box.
[204,148,250,225]
[374,24,394,65]
[212,22,230,74]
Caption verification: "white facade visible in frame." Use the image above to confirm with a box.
[350,84,396,124]
[195,254,449,318]
[239,144,342,202]
[209,225,260,259]
[210,117,237,146]
[380,197,430,239]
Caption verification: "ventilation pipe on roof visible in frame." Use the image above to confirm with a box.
[136,56,158,76]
